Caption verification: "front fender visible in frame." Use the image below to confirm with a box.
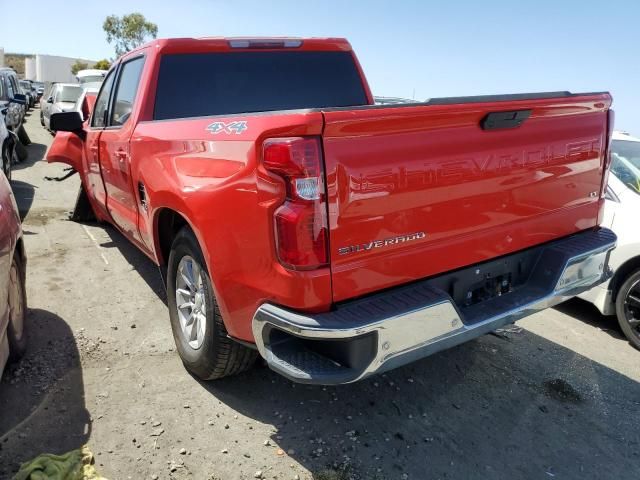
[46,132,83,171]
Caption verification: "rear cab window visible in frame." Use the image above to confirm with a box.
[153,51,368,120]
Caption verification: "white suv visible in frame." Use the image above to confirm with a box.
[579,131,640,349]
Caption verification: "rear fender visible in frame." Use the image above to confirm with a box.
[46,131,83,171]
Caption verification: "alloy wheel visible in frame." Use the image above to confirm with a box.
[623,278,640,339]
[175,255,207,349]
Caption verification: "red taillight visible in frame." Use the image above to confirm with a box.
[263,137,328,270]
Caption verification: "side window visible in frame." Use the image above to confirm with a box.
[6,77,14,98]
[91,69,117,128]
[110,56,145,127]
[9,76,19,96]
[0,77,5,100]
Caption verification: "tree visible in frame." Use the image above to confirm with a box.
[103,13,158,57]
[71,60,89,75]
[94,59,111,70]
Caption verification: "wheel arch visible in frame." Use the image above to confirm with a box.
[154,207,192,268]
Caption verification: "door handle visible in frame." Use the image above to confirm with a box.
[115,150,129,162]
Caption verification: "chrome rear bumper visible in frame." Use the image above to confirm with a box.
[252,228,616,384]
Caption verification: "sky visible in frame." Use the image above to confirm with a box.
[1,0,639,133]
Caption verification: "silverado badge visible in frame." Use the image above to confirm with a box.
[338,232,427,256]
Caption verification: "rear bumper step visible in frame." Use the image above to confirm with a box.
[252,228,616,384]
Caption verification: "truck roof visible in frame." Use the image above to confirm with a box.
[123,37,353,58]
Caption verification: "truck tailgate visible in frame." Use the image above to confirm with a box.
[321,92,612,302]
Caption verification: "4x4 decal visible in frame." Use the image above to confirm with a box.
[206,121,248,135]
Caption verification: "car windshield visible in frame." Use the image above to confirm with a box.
[57,85,82,103]
[79,75,105,84]
[610,140,640,195]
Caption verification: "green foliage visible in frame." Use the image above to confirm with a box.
[94,59,112,71]
[103,12,158,57]
[71,60,89,75]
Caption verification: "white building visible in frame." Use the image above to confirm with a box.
[0,48,4,68]
[24,54,96,83]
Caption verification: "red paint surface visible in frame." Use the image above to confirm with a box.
[46,37,612,343]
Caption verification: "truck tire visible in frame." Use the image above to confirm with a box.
[615,269,640,350]
[2,142,12,181]
[17,125,31,146]
[167,227,257,380]
[7,254,27,361]
[15,141,28,162]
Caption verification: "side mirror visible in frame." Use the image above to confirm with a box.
[12,93,27,105]
[50,111,84,133]
[46,96,54,104]
[0,107,7,116]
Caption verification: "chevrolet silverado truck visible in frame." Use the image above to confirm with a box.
[46,37,617,385]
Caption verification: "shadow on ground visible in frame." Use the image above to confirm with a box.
[10,179,36,221]
[10,142,52,221]
[198,328,640,479]
[13,142,47,172]
[554,297,626,342]
[0,309,90,478]
[100,225,167,304]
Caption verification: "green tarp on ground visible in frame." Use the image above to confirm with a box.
[13,446,107,480]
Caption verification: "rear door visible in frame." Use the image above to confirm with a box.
[97,54,146,241]
[322,93,611,301]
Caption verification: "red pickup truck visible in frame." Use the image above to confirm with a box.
[48,37,617,384]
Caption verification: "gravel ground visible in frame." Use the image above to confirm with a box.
[1,111,639,480]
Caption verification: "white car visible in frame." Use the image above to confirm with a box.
[579,131,640,349]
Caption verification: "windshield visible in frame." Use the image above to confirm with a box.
[79,75,105,84]
[610,140,640,195]
[57,85,82,103]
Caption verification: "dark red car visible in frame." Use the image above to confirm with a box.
[0,171,26,377]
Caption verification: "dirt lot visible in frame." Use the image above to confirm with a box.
[1,111,639,480]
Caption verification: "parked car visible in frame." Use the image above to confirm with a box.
[76,69,107,87]
[26,81,38,106]
[33,81,45,100]
[0,169,27,378]
[39,83,55,126]
[73,86,99,121]
[47,37,616,385]
[0,68,27,132]
[19,81,34,109]
[0,68,29,157]
[41,83,82,132]
[579,131,640,349]
[0,108,17,181]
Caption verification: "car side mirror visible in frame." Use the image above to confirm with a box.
[12,93,27,105]
[50,111,84,134]
[46,96,54,104]
[0,107,7,116]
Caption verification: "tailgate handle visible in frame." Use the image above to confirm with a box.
[481,110,531,130]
